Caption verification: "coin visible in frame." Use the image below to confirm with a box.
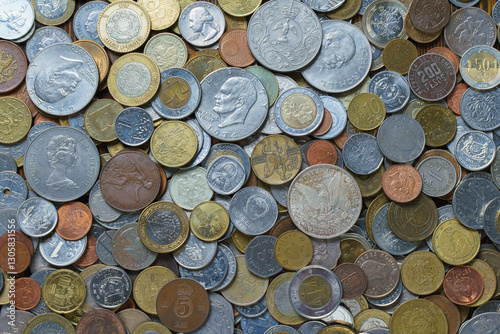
[56,202,92,241]
[459,46,500,90]
[179,245,228,289]
[144,33,188,72]
[91,266,132,309]
[354,250,399,299]
[403,13,441,44]
[169,167,213,210]
[0,97,31,144]
[415,104,456,147]
[0,41,27,93]
[354,308,390,332]
[73,1,107,46]
[173,232,217,270]
[455,131,496,171]
[190,201,229,242]
[245,235,282,278]
[433,218,480,265]
[459,312,500,334]
[137,0,179,31]
[22,313,75,334]
[343,133,384,175]
[362,0,408,48]
[31,0,75,26]
[43,269,86,314]
[13,277,41,311]
[400,250,444,296]
[151,121,198,168]
[0,0,35,40]
[333,263,367,300]
[40,232,86,267]
[468,259,497,307]
[132,322,171,334]
[408,0,449,33]
[266,272,306,325]
[306,140,338,166]
[347,93,385,131]
[274,230,313,271]
[444,266,484,306]
[390,299,448,334]
[219,29,255,68]
[381,164,422,203]
[76,309,127,334]
[184,54,228,82]
[446,83,467,115]
[460,86,500,131]
[246,66,279,107]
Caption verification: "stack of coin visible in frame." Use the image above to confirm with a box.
[1,0,500,333]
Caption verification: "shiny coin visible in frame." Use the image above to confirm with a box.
[132,322,171,334]
[354,250,400,299]
[0,41,28,93]
[416,156,456,197]
[381,164,422,203]
[362,0,408,48]
[173,232,217,270]
[73,1,108,45]
[43,269,86,314]
[40,232,86,267]
[455,131,496,171]
[347,93,385,131]
[56,202,92,241]
[459,312,500,334]
[460,45,500,90]
[245,235,282,278]
[266,272,306,325]
[460,87,500,131]
[390,299,448,334]
[91,266,131,309]
[343,133,383,175]
[114,107,153,146]
[31,0,75,26]
[179,1,224,47]
[408,54,456,101]
[17,197,57,238]
[432,218,480,265]
[112,222,157,270]
[368,71,410,113]
[0,0,35,40]
[206,155,246,195]
[144,32,188,72]
[190,201,229,242]
[443,266,483,306]
[179,246,228,290]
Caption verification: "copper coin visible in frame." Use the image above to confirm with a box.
[12,277,41,310]
[56,202,93,241]
[74,235,98,267]
[0,241,30,274]
[0,41,27,93]
[425,295,461,334]
[155,162,168,200]
[334,128,348,149]
[269,216,297,238]
[0,81,38,117]
[116,298,136,313]
[333,263,367,300]
[76,309,127,334]
[311,109,333,136]
[428,47,459,74]
[306,140,338,166]
[156,278,210,332]
[446,83,468,116]
[408,0,450,34]
[100,151,161,212]
[382,164,422,203]
[443,266,484,306]
[218,29,255,68]
[0,231,34,256]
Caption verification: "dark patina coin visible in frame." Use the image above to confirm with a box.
[408,54,456,101]
[76,309,127,334]
[408,0,450,33]
[91,266,132,309]
[245,235,282,278]
[0,40,27,93]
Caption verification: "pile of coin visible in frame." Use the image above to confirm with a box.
[1,0,500,333]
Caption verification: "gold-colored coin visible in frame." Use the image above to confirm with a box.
[108,53,160,106]
[388,193,438,242]
[218,0,261,17]
[354,309,390,332]
[298,275,332,309]
[221,255,268,306]
[42,269,86,314]
[251,135,302,185]
[73,40,110,88]
[184,54,228,82]
[195,49,221,58]
[338,237,368,264]
[64,308,85,326]
[150,121,198,168]
[347,93,385,131]
[84,99,124,142]
[30,0,75,26]
[382,39,418,75]
[133,266,177,315]
[59,117,70,126]
[342,295,369,317]
[400,250,445,295]
[138,0,180,30]
[144,33,189,72]
[138,201,190,253]
[157,76,192,111]
[415,104,457,147]
[79,264,107,313]
[348,165,385,198]
[224,12,248,31]
[266,272,306,325]
[337,76,370,109]
[365,193,390,243]
[326,0,362,20]
[171,0,195,34]
[274,230,313,271]
[97,0,151,53]
[190,201,230,242]
[22,313,76,334]
[132,322,172,334]
[433,218,480,266]
[231,230,254,253]
[107,141,148,156]
[476,248,500,298]
[0,97,31,144]
[280,93,318,130]
[390,299,448,334]
[319,325,357,334]
[466,51,500,84]
[404,13,441,44]
[467,259,497,307]
[0,268,11,305]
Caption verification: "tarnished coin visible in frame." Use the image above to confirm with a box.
[443,266,483,306]
[173,232,217,270]
[26,43,98,116]
[245,235,282,278]
[400,251,444,296]
[343,134,384,175]
[362,0,408,48]
[460,87,500,131]
[334,263,367,300]
[114,107,153,146]
[144,33,188,72]
[460,45,500,90]
[137,0,179,31]
[156,278,210,332]
[404,13,441,44]
[432,218,480,265]
[274,230,313,271]
[76,309,127,334]
[179,2,224,47]
[455,131,496,171]
[112,222,157,271]
[183,54,227,82]
[415,104,457,147]
[246,66,279,108]
[190,201,229,242]
[416,156,456,197]
[0,41,28,94]
[73,1,107,45]
[408,0,449,33]
[190,293,234,334]
[0,171,27,209]
[408,54,456,101]
[382,39,418,75]
[91,266,131,309]
[219,29,255,68]
[468,258,497,307]
[247,0,321,72]
[302,20,371,93]
[347,93,385,131]
[151,121,198,168]
[43,269,86,314]
[354,250,400,299]
[390,299,448,334]
[0,0,35,41]
[169,167,213,210]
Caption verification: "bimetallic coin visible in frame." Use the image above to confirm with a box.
[144,33,188,72]
[347,93,385,131]
[73,1,107,45]
[179,246,228,290]
[0,41,28,94]
[206,155,246,195]
[408,54,456,101]
[274,87,324,136]
[460,87,500,131]
[31,0,75,26]
[368,71,410,113]
[26,43,99,116]
[42,269,86,314]
[354,250,400,299]
[245,235,282,278]
[460,46,500,90]
[302,20,371,93]
[90,266,131,309]
[247,0,322,72]
[190,201,229,242]
[263,74,298,135]
[132,322,171,334]
[362,0,408,48]
[417,156,457,197]
[111,222,157,271]
[390,299,448,334]
[343,134,384,175]
[17,197,57,238]
[432,218,480,265]
[114,107,153,146]
[21,313,75,334]
[0,0,35,40]
[169,167,213,210]
[455,131,496,171]
[266,272,305,325]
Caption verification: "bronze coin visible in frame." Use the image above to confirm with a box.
[218,28,255,68]
[0,81,38,117]
[155,162,168,200]
[311,109,333,136]
[425,295,461,334]
[443,266,484,306]
[306,140,338,166]
[446,83,468,116]
[156,278,210,332]
[74,235,98,267]
[76,309,127,334]
[408,0,450,34]
[428,47,460,74]
[13,277,41,310]
[56,202,93,241]
[0,230,34,256]
[269,216,297,238]
[0,40,27,93]
[0,241,30,274]
[381,164,422,203]
[333,263,367,300]
[116,298,137,313]
[334,128,348,149]
[100,151,161,212]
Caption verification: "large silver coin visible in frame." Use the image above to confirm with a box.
[26,43,99,116]
[24,127,100,202]
[288,164,362,239]
[247,0,322,72]
[302,20,371,93]
[195,67,268,141]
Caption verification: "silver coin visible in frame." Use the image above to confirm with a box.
[298,321,327,334]
[89,188,121,223]
[241,311,279,334]
[472,300,500,318]
[207,155,246,195]
[377,114,426,163]
[169,167,213,210]
[483,198,500,245]
[144,32,188,72]
[303,0,344,11]
[179,245,228,289]
[236,296,268,319]
[366,279,402,308]
[211,243,237,291]
[26,43,98,115]
[247,0,322,72]
[309,237,341,269]
[173,232,217,269]
[185,118,205,155]
[452,177,500,229]
[0,153,16,173]
[460,46,500,90]
[0,171,27,209]
[289,265,342,319]
[182,127,212,169]
[274,87,324,136]
[229,186,278,235]
[82,272,103,311]
[458,312,500,334]
[417,156,457,197]
[152,67,201,119]
[270,182,289,208]
[30,268,56,315]
[368,71,410,113]
[17,197,57,237]
[0,310,34,334]
[444,7,497,57]
[178,1,224,47]
[11,20,35,44]
[302,20,371,93]
[0,0,35,40]
[39,231,86,266]
[321,305,354,326]
[265,325,299,334]
[91,266,132,309]
[26,121,59,147]
[196,67,268,141]
[378,284,417,315]
[447,116,493,156]
[449,0,480,7]
[343,133,384,175]
[492,147,500,190]
[73,1,107,45]
[314,96,347,140]
[203,142,251,181]
[24,126,99,202]
[245,235,282,278]
[262,74,298,135]
[455,131,496,171]
[190,293,234,334]
[26,26,72,62]
[96,230,118,266]
[0,139,27,162]
[362,0,408,48]
[460,87,500,131]
[111,222,157,271]
[114,107,154,146]
[493,1,500,25]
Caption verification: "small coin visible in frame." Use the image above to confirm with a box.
[245,235,282,278]
[306,140,338,166]
[354,308,390,332]
[114,107,154,147]
[333,263,367,300]
[43,269,86,314]
[132,322,171,334]
[347,93,385,131]
[408,0,449,33]
[443,266,484,306]
[381,164,422,203]
[245,66,279,107]
[13,277,41,311]
[455,131,496,171]
[432,218,480,265]
[40,232,86,267]
[207,155,246,195]
[460,86,500,131]
[91,266,132,309]
[73,235,98,267]
[84,96,126,142]
[144,32,188,72]
[326,0,363,20]
[179,246,228,290]
[0,97,31,144]
[274,230,313,271]
[446,83,468,115]
[56,202,92,241]
[219,29,255,68]
[169,167,213,210]
[173,232,217,270]
[390,299,448,334]
[416,156,457,197]
[382,40,418,75]
[184,54,228,82]
[343,133,384,175]
[427,47,460,74]
[151,121,198,168]
[403,13,441,44]
[354,250,399,299]
[362,0,408,48]
[190,201,229,242]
